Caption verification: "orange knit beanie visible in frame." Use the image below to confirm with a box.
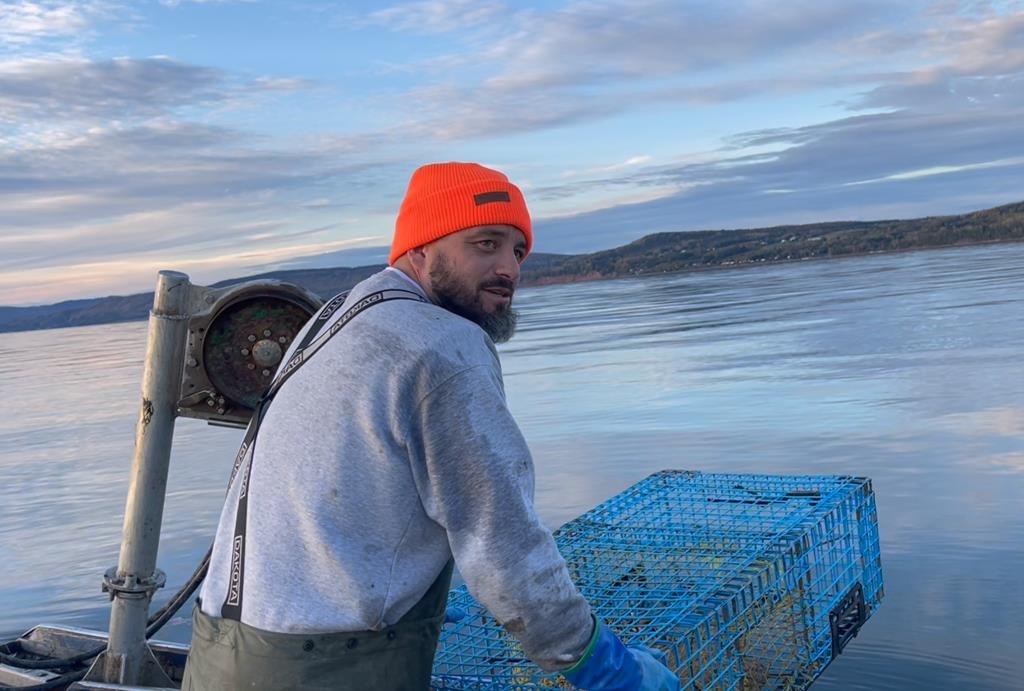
[390,162,533,265]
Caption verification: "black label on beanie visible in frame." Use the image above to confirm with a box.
[474,191,511,205]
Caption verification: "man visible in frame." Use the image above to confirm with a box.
[183,162,677,690]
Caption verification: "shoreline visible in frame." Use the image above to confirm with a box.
[3,238,1022,335]
[521,237,1023,289]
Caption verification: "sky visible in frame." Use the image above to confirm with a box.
[1,0,1022,306]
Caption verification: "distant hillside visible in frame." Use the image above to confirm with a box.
[524,200,1024,281]
[2,200,1022,334]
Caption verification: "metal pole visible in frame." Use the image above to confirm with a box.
[100,270,190,685]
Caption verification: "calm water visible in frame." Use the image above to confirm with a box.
[2,243,1023,689]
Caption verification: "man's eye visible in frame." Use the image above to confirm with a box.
[478,239,496,249]
[514,249,525,261]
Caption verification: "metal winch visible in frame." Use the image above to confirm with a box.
[177,280,323,427]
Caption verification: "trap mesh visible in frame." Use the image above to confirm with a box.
[431,470,883,690]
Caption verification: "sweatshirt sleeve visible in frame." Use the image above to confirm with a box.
[403,363,593,671]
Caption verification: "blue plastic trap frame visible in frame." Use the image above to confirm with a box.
[431,470,884,690]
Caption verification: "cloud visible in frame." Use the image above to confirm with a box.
[934,10,1024,75]
[1,121,317,229]
[250,75,316,92]
[531,95,1024,252]
[489,0,876,85]
[0,224,380,305]
[0,56,316,124]
[0,1,110,47]
[0,53,343,254]
[0,129,402,283]
[367,1,873,141]
[561,156,652,178]
[849,10,1024,112]
[733,102,1024,189]
[367,0,507,34]
[374,1,1024,148]
[159,0,256,6]
[269,244,392,272]
[401,82,621,140]
[0,47,393,305]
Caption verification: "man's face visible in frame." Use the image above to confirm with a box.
[423,225,527,343]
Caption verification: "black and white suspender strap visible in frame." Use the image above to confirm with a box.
[220,288,426,621]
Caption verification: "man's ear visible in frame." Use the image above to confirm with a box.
[406,245,429,274]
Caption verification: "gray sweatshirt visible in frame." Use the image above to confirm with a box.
[199,268,592,670]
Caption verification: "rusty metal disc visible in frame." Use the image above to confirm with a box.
[202,296,314,410]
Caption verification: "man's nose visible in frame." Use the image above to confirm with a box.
[496,246,521,284]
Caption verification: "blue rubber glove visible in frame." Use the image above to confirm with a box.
[443,606,467,624]
[562,619,679,690]
[628,645,680,691]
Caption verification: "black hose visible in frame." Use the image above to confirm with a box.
[0,669,86,691]
[0,547,211,690]
[0,643,102,671]
[146,548,211,637]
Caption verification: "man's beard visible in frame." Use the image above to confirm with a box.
[429,254,519,343]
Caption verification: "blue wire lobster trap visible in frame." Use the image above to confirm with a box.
[432,470,884,690]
